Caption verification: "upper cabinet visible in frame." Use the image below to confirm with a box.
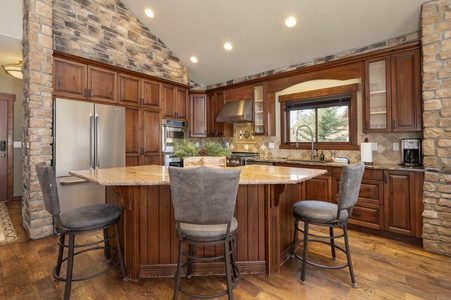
[53,57,117,104]
[253,83,275,136]
[163,84,188,121]
[118,73,161,108]
[207,92,233,137]
[189,92,207,137]
[363,48,421,132]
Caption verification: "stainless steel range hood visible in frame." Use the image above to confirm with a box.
[216,99,253,123]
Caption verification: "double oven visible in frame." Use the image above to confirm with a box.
[162,119,188,167]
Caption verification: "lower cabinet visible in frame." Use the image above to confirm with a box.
[277,163,423,240]
[125,107,162,166]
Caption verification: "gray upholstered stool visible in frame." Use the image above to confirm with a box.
[291,162,365,287]
[168,166,241,300]
[35,162,127,300]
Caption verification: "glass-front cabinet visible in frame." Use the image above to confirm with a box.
[364,56,391,132]
[254,84,265,134]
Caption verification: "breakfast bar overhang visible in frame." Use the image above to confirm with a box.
[70,164,326,280]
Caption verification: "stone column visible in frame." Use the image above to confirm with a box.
[22,0,54,238]
[421,0,451,255]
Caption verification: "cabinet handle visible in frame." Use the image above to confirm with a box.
[392,119,396,129]
[365,121,369,130]
[83,88,89,98]
[140,98,144,106]
[140,148,144,155]
[385,173,387,184]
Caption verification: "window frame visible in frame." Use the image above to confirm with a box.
[279,83,359,150]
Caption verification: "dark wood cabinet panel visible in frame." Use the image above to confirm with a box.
[225,84,253,102]
[142,80,161,108]
[53,58,117,103]
[88,66,117,103]
[206,92,233,137]
[119,74,141,107]
[53,57,87,99]
[384,170,423,237]
[176,88,188,120]
[190,93,207,137]
[391,49,421,132]
[125,107,161,166]
[162,85,187,121]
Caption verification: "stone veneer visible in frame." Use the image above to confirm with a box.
[421,0,451,256]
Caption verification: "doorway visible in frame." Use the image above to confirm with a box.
[0,93,15,201]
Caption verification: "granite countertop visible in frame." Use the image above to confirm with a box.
[246,158,425,172]
[69,164,327,186]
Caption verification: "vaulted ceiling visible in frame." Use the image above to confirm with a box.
[0,0,426,86]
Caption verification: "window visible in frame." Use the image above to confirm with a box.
[279,84,359,149]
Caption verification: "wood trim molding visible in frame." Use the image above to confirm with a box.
[279,83,359,102]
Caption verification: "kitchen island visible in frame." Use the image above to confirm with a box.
[70,164,326,280]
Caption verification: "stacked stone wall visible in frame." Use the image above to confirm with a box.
[421,0,451,255]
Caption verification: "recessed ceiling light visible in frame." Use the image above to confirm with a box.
[190,56,198,63]
[285,17,296,28]
[145,8,154,18]
[224,42,233,51]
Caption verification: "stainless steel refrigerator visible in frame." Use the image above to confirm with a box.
[53,98,125,213]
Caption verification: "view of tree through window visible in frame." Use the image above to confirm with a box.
[289,103,350,144]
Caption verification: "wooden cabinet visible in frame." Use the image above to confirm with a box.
[207,92,233,137]
[333,168,384,230]
[363,48,421,132]
[253,84,275,136]
[275,164,333,202]
[53,57,117,103]
[384,170,423,237]
[125,107,161,166]
[163,84,188,121]
[189,92,207,137]
[118,74,161,108]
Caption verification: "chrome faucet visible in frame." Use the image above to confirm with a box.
[295,125,317,161]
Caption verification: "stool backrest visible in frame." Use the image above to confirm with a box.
[168,166,240,225]
[337,162,365,211]
[35,162,61,217]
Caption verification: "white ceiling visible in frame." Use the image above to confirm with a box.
[0,0,426,86]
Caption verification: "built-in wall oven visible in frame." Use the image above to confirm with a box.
[162,119,188,167]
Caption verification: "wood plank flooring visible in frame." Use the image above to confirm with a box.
[1,200,450,300]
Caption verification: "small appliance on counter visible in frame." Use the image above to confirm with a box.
[401,138,422,166]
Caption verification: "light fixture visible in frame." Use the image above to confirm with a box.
[285,17,296,28]
[224,42,233,51]
[2,61,22,79]
[190,56,198,63]
[145,8,154,18]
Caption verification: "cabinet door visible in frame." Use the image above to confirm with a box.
[142,109,161,165]
[142,80,161,108]
[176,88,188,121]
[384,171,416,236]
[364,56,392,132]
[163,84,176,119]
[88,66,117,104]
[53,58,87,99]
[207,93,217,137]
[125,107,141,166]
[190,93,207,137]
[391,49,421,132]
[118,74,141,107]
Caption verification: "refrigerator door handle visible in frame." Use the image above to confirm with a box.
[90,113,95,169]
[95,113,100,168]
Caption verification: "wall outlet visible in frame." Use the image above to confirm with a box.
[372,143,378,151]
[393,142,399,151]
[268,142,275,149]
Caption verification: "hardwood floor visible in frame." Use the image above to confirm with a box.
[1,200,450,300]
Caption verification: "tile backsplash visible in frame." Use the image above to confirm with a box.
[195,124,422,164]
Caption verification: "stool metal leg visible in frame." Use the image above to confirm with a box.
[64,234,75,300]
[55,234,65,277]
[186,244,194,279]
[300,221,309,284]
[329,227,336,260]
[173,239,184,300]
[343,225,357,288]
[104,228,111,262]
[114,223,128,281]
[224,239,234,300]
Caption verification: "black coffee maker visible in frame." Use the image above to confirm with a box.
[401,138,422,166]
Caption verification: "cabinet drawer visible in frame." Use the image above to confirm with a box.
[333,178,383,206]
[349,205,383,230]
[333,167,383,181]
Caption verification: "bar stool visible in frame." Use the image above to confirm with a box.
[168,166,241,300]
[35,162,127,300]
[291,162,365,287]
